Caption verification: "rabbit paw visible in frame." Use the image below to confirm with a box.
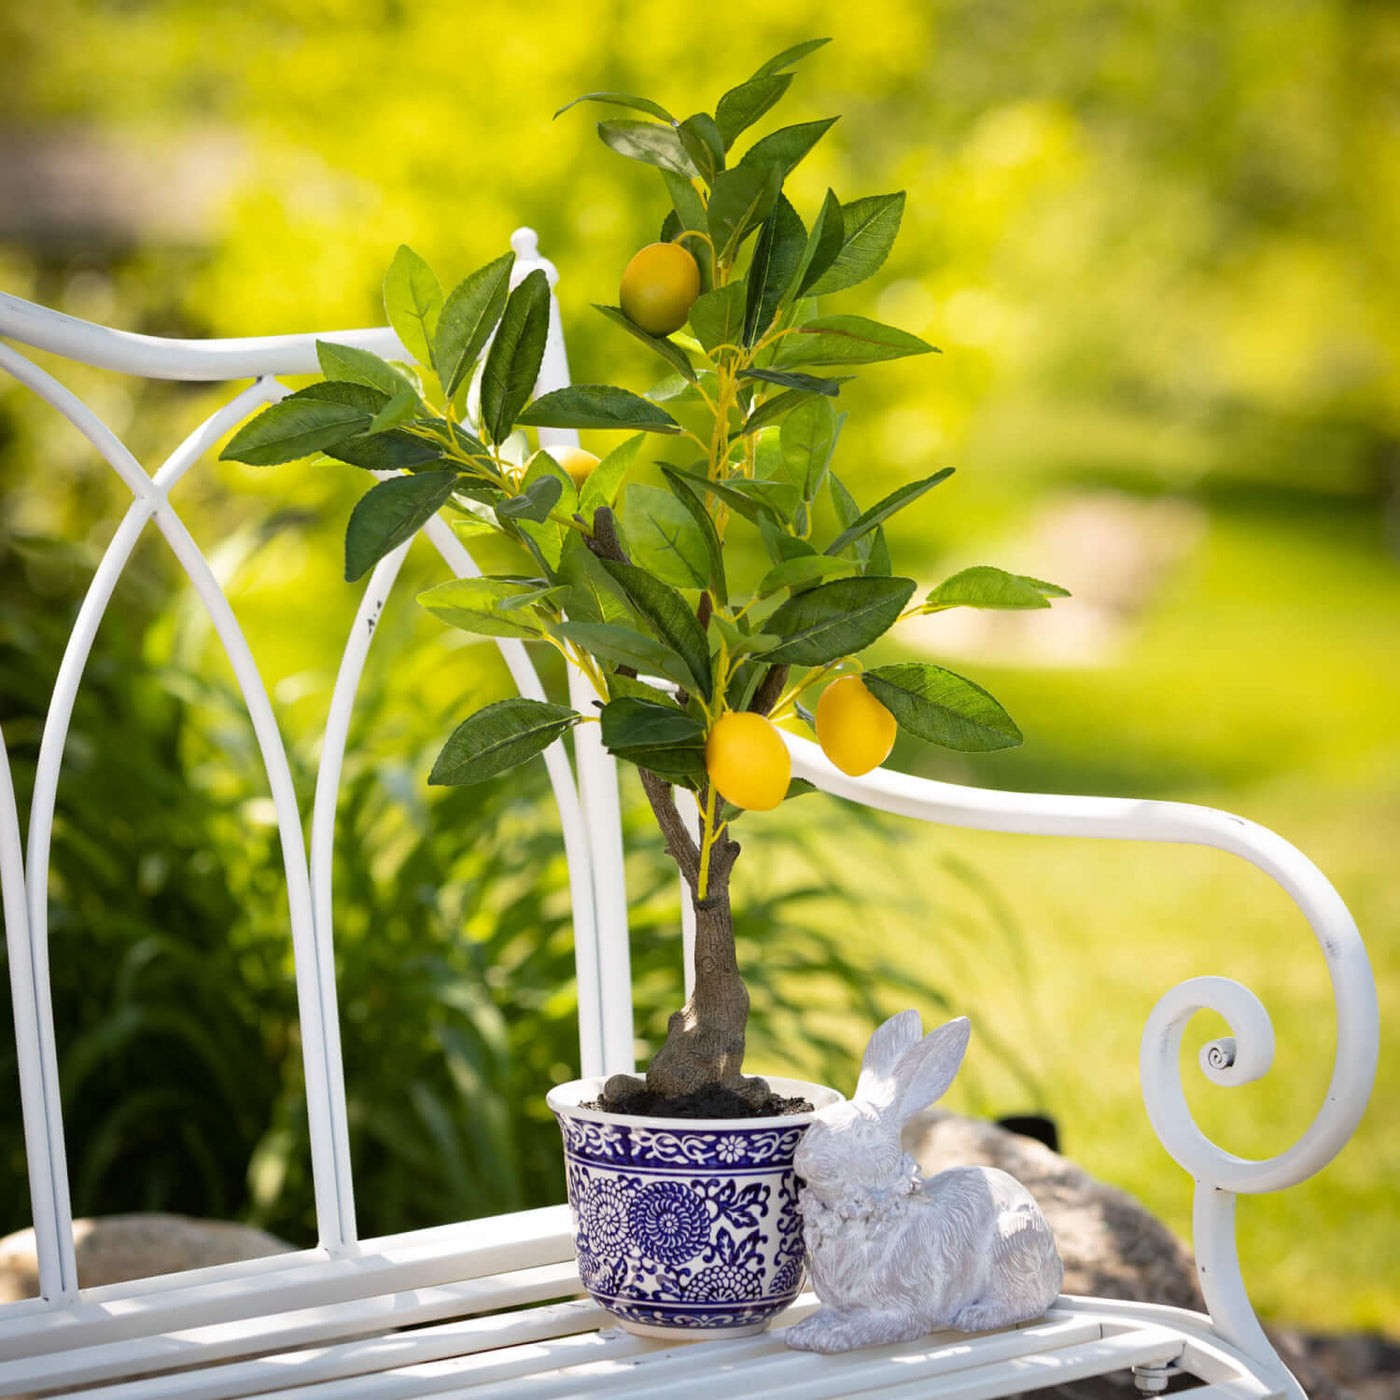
[785,1307,924,1353]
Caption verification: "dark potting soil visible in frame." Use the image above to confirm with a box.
[586,1084,814,1119]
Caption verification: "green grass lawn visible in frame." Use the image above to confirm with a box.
[755,481,1400,1335]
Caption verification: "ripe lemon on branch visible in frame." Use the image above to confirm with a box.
[815,677,898,776]
[620,242,701,336]
[704,712,790,811]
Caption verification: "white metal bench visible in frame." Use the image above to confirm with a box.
[0,231,1378,1400]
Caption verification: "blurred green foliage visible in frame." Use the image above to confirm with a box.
[0,0,1395,1330]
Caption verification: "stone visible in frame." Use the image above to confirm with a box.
[0,1214,294,1303]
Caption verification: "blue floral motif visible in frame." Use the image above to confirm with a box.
[627,1182,710,1265]
[771,1255,805,1296]
[578,1176,633,1252]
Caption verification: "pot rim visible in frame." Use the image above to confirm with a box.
[547,1075,843,1131]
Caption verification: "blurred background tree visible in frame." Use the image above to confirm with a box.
[0,0,1395,1333]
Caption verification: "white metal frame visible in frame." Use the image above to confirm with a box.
[0,229,1377,1398]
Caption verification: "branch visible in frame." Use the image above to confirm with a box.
[749,663,789,716]
[639,768,702,887]
[587,505,629,564]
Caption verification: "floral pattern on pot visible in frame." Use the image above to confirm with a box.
[550,1087,828,1338]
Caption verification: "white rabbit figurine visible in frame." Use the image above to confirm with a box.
[785,1011,1063,1353]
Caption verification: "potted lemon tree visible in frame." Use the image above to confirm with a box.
[221,38,1064,1337]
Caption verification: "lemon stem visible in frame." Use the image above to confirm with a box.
[696,781,720,902]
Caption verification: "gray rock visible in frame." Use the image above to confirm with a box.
[0,1213,294,1303]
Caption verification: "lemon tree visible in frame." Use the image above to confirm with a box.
[222,37,1066,1109]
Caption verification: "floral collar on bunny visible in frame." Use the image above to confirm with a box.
[797,1153,924,1243]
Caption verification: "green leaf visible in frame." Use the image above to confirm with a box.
[862,663,1022,752]
[751,36,831,77]
[677,113,725,186]
[429,698,580,786]
[783,776,819,800]
[660,168,708,237]
[555,91,674,122]
[764,574,916,665]
[781,395,840,499]
[614,743,708,786]
[755,555,860,596]
[598,119,698,177]
[737,117,839,182]
[688,281,747,357]
[580,433,645,513]
[714,73,793,148]
[707,165,782,266]
[495,474,563,523]
[600,696,705,751]
[825,469,955,555]
[517,385,681,434]
[806,192,906,297]
[925,566,1071,611]
[592,304,696,382]
[772,314,937,368]
[435,251,515,400]
[324,430,446,472]
[418,577,567,639]
[344,470,457,581]
[316,340,419,399]
[622,483,711,591]
[743,195,807,346]
[759,513,815,563]
[663,466,764,524]
[383,246,444,369]
[558,534,635,625]
[741,387,817,434]
[220,395,374,466]
[659,467,727,605]
[866,524,893,576]
[792,189,844,298]
[740,368,846,398]
[554,621,692,689]
[598,559,713,698]
[480,268,551,444]
[368,390,417,434]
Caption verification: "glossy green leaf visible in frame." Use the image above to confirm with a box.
[751,36,831,78]
[555,91,674,122]
[740,368,845,397]
[805,191,906,296]
[862,663,1022,752]
[688,281,747,356]
[623,483,711,590]
[659,467,727,604]
[662,466,763,524]
[825,468,955,555]
[428,698,580,786]
[383,245,444,369]
[755,555,860,596]
[417,577,567,638]
[740,387,817,434]
[554,621,693,689]
[715,73,793,148]
[792,188,844,298]
[368,390,417,434]
[598,119,698,177]
[495,473,562,523]
[480,268,550,444]
[344,470,457,581]
[580,433,645,512]
[925,566,1071,611]
[600,696,705,751]
[609,742,707,786]
[737,117,839,182]
[677,113,725,186]
[557,534,635,626]
[763,574,916,665]
[660,168,708,236]
[707,165,781,266]
[744,194,807,346]
[517,385,681,434]
[781,395,840,499]
[220,394,374,466]
[316,340,419,400]
[592,304,696,381]
[772,314,937,367]
[435,251,515,400]
[598,559,713,697]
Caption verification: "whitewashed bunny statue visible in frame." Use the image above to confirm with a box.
[785,1011,1063,1353]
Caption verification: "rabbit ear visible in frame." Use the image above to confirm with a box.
[888,1017,971,1122]
[854,1010,923,1110]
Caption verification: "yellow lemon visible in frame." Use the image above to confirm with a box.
[619,242,701,337]
[815,677,898,777]
[704,712,790,811]
[543,445,599,489]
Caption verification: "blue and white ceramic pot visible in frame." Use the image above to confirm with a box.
[548,1076,843,1339]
